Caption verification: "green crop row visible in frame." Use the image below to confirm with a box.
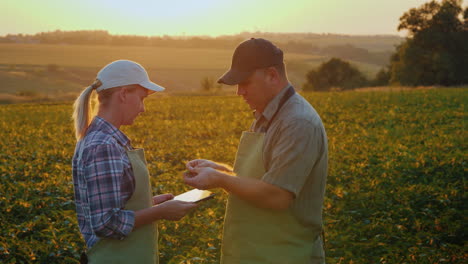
[0,88,465,263]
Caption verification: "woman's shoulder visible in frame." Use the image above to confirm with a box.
[78,130,125,158]
[84,130,118,146]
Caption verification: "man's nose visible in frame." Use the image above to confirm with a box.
[237,86,246,96]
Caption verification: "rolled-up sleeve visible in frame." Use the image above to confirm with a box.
[262,119,324,197]
[84,144,135,240]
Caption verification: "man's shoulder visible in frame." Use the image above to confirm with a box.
[280,93,323,128]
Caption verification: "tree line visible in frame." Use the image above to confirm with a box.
[304,0,468,91]
[0,31,394,67]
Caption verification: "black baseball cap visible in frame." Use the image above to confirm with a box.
[217,38,284,85]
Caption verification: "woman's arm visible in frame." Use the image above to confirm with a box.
[133,200,198,229]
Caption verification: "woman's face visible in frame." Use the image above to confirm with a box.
[121,86,148,125]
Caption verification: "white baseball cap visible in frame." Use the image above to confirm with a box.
[95,60,165,93]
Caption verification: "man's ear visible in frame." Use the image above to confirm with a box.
[265,67,280,84]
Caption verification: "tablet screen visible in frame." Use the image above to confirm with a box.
[174,189,214,203]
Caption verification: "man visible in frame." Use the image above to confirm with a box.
[184,38,328,263]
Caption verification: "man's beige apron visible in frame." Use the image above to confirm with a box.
[87,148,158,264]
[221,93,325,263]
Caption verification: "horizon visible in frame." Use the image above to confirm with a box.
[2,0,444,37]
[0,29,405,39]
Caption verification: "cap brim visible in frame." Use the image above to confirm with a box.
[217,68,253,85]
[139,80,165,94]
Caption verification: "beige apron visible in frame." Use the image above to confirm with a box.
[87,148,158,264]
[220,131,324,263]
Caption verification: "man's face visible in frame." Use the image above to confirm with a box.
[236,69,271,112]
[122,86,148,125]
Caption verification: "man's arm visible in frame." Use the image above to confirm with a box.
[185,119,322,211]
[184,167,294,210]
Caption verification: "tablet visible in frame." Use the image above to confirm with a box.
[174,189,215,203]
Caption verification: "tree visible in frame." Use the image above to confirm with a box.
[303,58,368,91]
[371,67,391,86]
[390,0,468,86]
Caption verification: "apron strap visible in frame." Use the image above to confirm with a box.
[322,228,326,251]
[265,85,295,131]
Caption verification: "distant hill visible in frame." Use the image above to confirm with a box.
[0,31,403,103]
[2,44,364,102]
[0,30,403,50]
[224,32,403,52]
[1,30,402,66]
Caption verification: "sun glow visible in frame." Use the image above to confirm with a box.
[1,0,438,36]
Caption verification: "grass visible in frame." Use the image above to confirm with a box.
[0,88,466,263]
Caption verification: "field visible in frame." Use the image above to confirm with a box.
[0,88,465,263]
[0,43,381,101]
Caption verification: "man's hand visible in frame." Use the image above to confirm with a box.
[184,159,294,211]
[152,193,174,205]
[186,159,232,172]
[183,166,223,190]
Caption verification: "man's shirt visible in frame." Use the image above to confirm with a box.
[252,85,328,229]
[72,116,135,248]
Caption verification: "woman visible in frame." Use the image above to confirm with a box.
[72,60,197,263]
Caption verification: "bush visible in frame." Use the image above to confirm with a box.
[303,58,368,91]
[200,77,222,92]
[15,90,40,97]
[371,67,391,86]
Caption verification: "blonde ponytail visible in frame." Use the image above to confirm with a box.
[72,80,101,141]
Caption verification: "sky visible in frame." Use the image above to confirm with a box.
[1,0,463,37]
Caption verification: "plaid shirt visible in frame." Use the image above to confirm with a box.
[72,116,136,248]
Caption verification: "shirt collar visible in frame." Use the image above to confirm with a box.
[90,116,132,149]
[254,83,292,121]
